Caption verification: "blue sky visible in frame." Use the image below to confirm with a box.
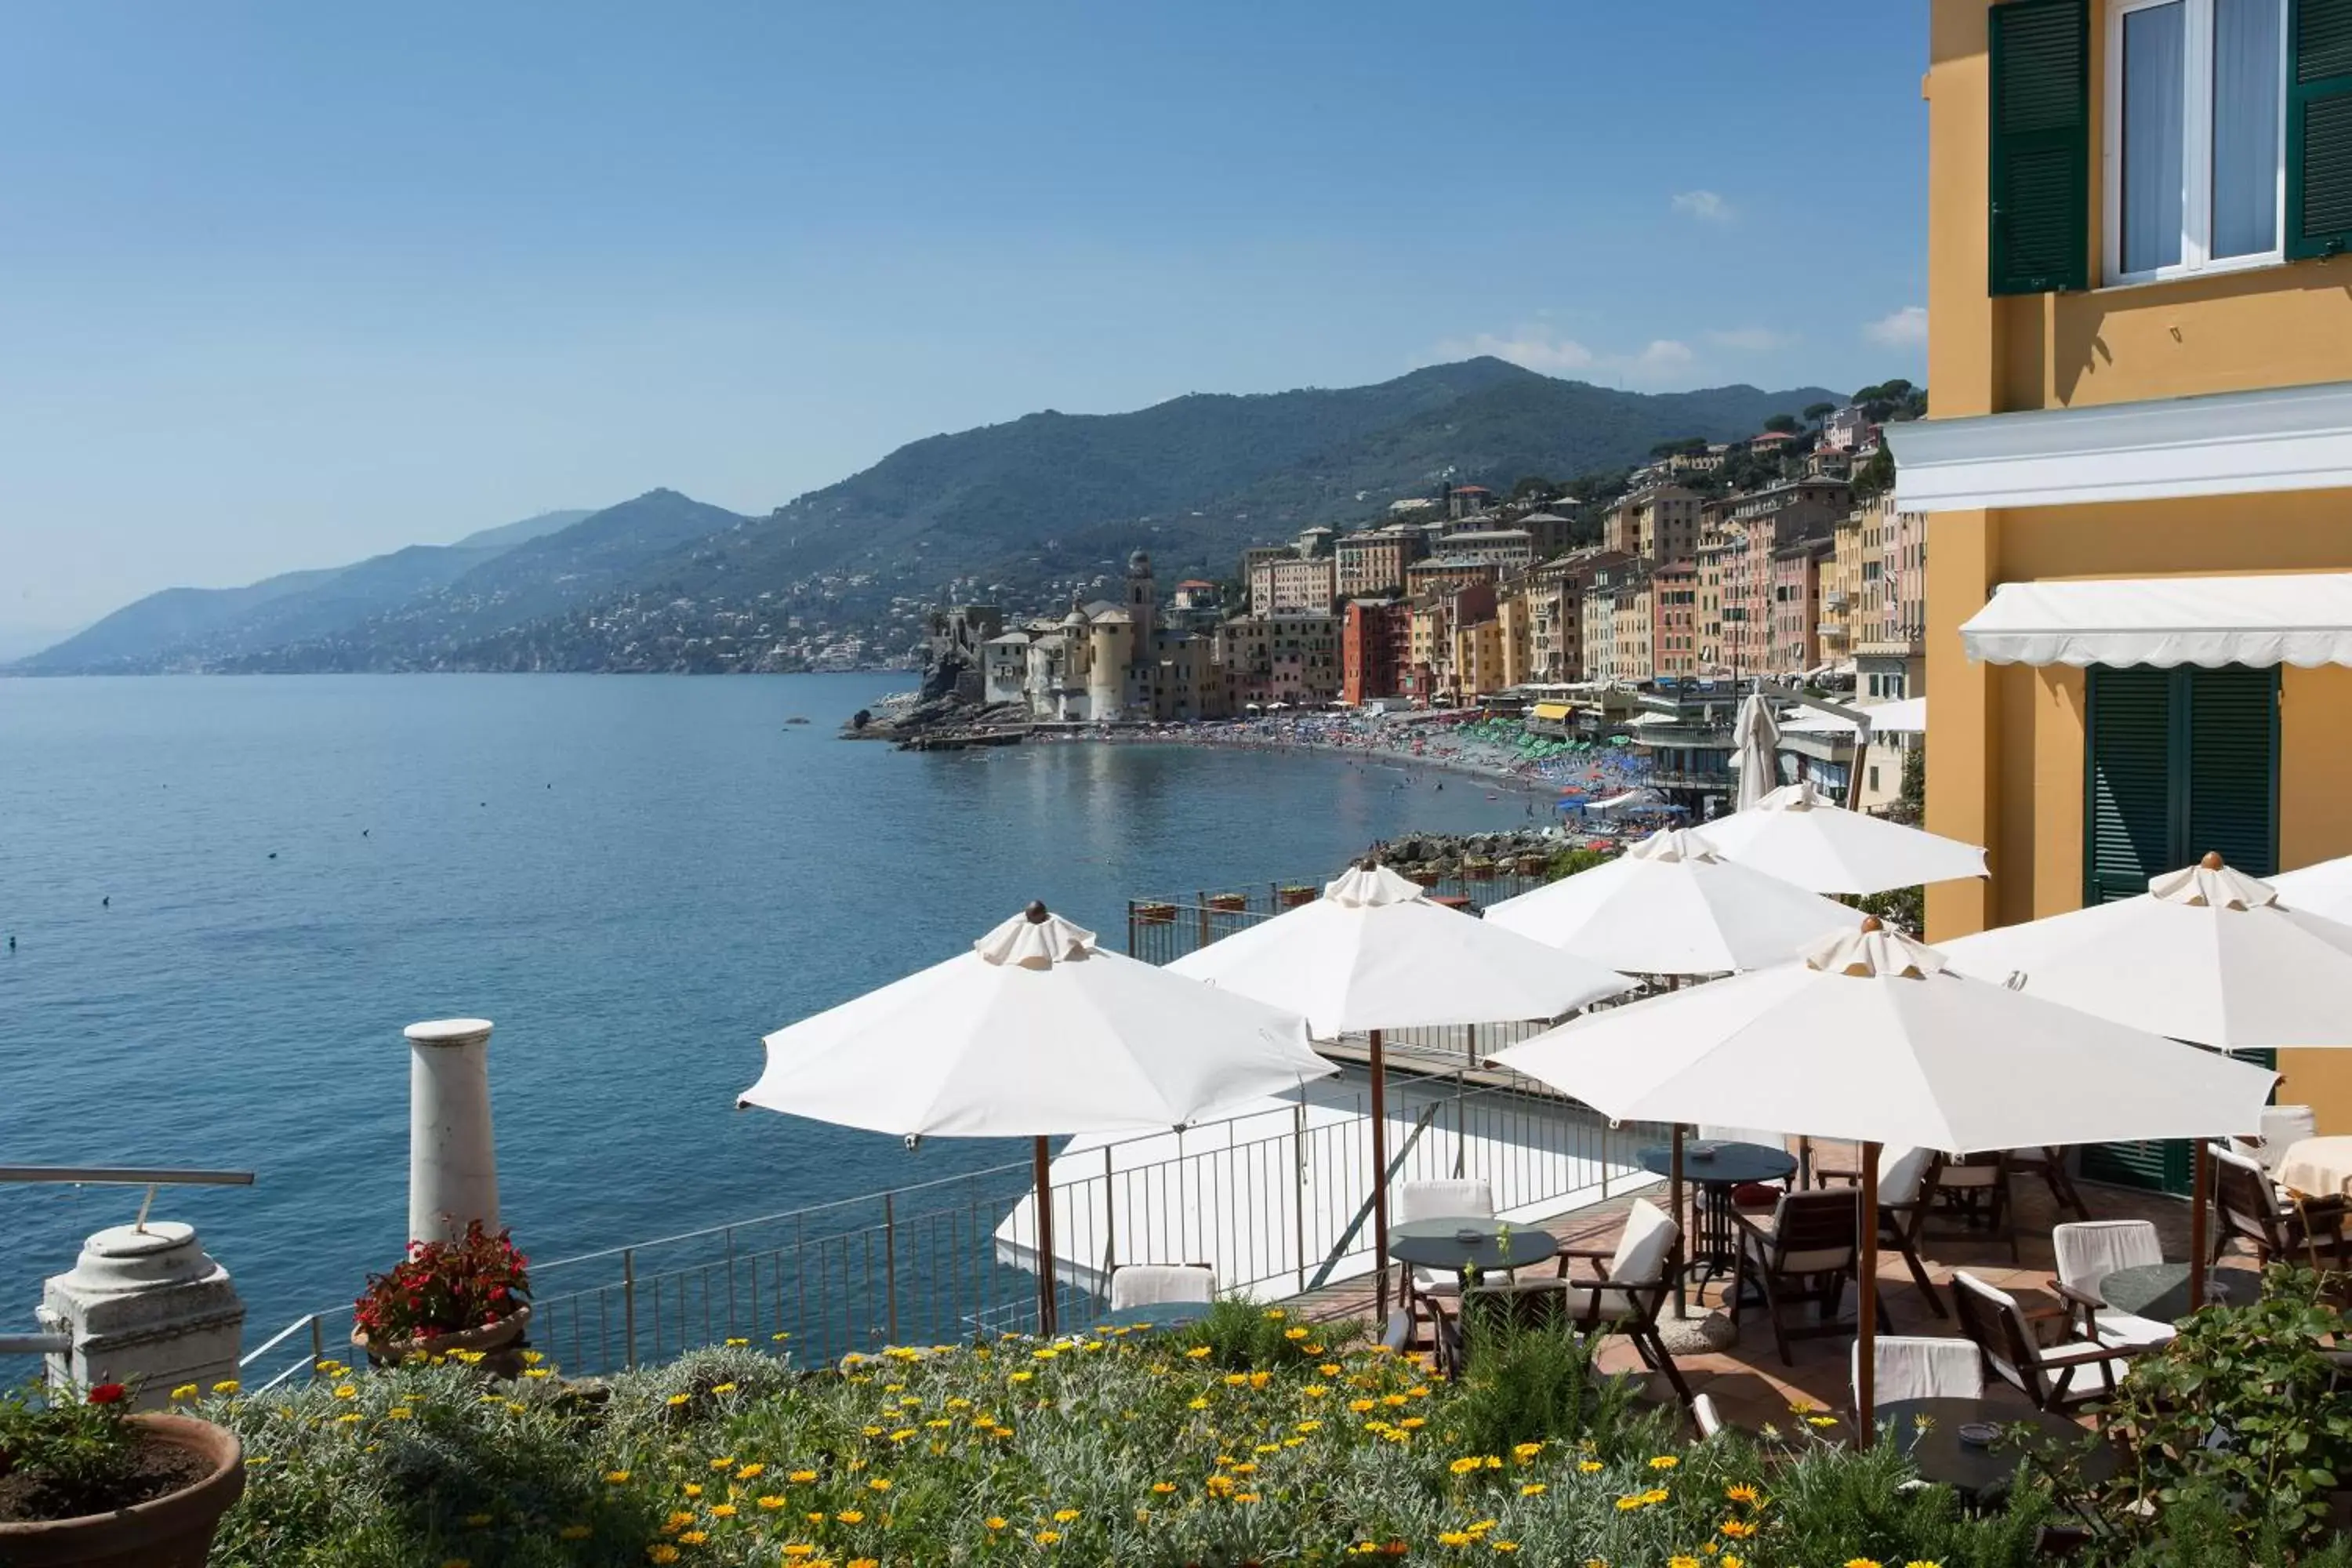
[0,2,1929,638]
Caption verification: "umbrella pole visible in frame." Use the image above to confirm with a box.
[1034,1135,1057,1338]
[2189,1138,2210,1309]
[1857,1141,1881,1448]
[1670,1123,1686,1319]
[1371,1029,1392,1322]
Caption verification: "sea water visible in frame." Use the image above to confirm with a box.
[0,673,1537,1334]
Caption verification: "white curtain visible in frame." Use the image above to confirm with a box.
[2122,2,2187,275]
[2212,0,2283,259]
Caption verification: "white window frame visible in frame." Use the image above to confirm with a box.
[2103,0,2288,286]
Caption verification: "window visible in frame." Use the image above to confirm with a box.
[2107,0,2286,281]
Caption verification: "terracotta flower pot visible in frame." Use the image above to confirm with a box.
[352,1302,532,1369]
[0,1413,244,1568]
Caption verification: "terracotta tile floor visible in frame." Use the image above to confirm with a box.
[1286,1145,2203,1436]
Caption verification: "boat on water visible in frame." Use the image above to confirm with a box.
[786,716,811,724]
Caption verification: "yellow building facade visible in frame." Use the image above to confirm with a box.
[1895,0,2352,1170]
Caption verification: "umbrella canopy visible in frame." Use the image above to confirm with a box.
[1485,826,1865,975]
[740,903,1330,1138]
[1696,779,1989,895]
[1733,695,1780,810]
[1169,862,1632,1318]
[1496,920,2273,1438]
[2272,852,2352,924]
[1938,855,2352,1051]
[1493,923,2276,1154]
[1167,862,1634,1035]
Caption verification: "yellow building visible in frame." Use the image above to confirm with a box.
[1893,0,2352,1173]
[1496,579,1536,689]
[1452,617,1508,699]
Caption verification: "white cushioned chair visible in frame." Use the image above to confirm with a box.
[1554,1199,1692,1403]
[1394,1178,1497,1320]
[2231,1105,2317,1176]
[1107,1263,1215,1312]
[1951,1270,2132,1411]
[2051,1220,2175,1351]
[1690,1392,1726,1440]
[1852,1334,1984,1414]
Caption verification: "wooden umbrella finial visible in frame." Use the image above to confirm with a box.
[1025,900,1051,924]
[1859,914,1885,934]
[2200,850,2225,870]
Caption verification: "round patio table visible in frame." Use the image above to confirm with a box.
[1084,1301,1213,1332]
[2278,1135,2352,1199]
[1638,1141,1797,1302]
[1876,1397,2117,1498]
[1388,1218,1560,1279]
[2096,1262,2259,1324]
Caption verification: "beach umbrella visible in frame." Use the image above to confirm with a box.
[1168,862,1633,1316]
[1485,826,1864,976]
[1696,779,1988,895]
[1733,695,1780,810]
[1940,852,2352,1292]
[739,902,1330,1334]
[1494,920,2274,1438]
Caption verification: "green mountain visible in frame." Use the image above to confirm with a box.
[17,509,597,674]
[449,508,595,552]
[650,358,1838,597]
[217,490,752,671]
[28,361,1846,674]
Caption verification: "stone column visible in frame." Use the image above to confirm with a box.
[38,1222,244,1410]
[405,1018,499,1245]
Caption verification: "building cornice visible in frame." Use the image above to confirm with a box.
[1887,380,2352,513]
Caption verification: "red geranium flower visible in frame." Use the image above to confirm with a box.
[86,1383,127,1405]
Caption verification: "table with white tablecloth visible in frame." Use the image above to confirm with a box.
[2277,1136,2352,1199]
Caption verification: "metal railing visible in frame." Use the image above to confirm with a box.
[237,1062,1659,1388]
[5,1166,256,1370]
[1126,867,1552,967]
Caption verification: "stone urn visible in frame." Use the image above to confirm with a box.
[0,1413,245,1568]
[352,1303,532,1372]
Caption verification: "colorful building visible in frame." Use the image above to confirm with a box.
[1893,0,2352,1164]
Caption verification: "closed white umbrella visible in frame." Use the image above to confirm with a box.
[739,902,1330,1334]
[1494,920,2274,1436]
[1698,779,1989,895]
[1733,694,1780,810]
[1939,852,2352,1291]
[1486,826,1864,975]
[1169,862,1633,1315]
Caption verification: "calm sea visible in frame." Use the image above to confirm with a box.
[0,674,1536,1335]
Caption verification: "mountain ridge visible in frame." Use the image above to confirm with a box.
[22,361,1845,674]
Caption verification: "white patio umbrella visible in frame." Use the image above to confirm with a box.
[1168,862,1634,1316]
[1940,852,2352,1292]
[1733,694,1780,811]
[1494,920,2275,1438]
[738,902,1330,1334]
[1486,826,1865,976]
[2272,851,2352,924]
[1697,779,1989,895]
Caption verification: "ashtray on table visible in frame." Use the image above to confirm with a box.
[1957,1422,2002,1447]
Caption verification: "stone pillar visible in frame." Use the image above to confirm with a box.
[38,1222,244,1410]
[405,1017,500,1245]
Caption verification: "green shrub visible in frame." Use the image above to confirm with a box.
[1174,1298,1359,1371]
[1446,1320,1650,1458]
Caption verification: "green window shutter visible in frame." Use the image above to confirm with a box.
[1989,0,2091,294]
[2184,666,2281,876]
[2085,666,2174,903]
[2288,0,2352,259]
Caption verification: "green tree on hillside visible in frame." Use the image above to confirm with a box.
[1804,401,1838,426]
[1762,412,1801,435]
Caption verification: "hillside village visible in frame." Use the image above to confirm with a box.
[924,385,1926,741]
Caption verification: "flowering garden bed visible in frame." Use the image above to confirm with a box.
[191,1298,2347,1567]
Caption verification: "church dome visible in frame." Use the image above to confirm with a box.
[1062,604,1090,627]
[1128,548,1152,575]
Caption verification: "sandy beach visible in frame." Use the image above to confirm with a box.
[1029,710,1663,814]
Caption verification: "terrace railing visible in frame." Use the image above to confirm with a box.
[238,1065,1659,1390]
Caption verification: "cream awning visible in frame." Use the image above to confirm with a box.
[1962,573,2352,668]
